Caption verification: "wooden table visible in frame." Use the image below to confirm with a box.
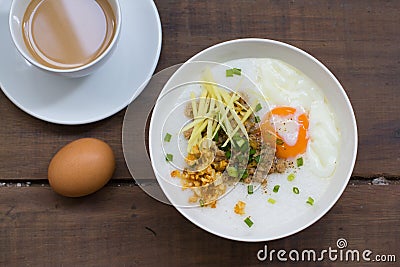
[1,0,399,266]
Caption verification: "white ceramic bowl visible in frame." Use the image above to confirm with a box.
[9,0,121,78]
[149,38,358,241]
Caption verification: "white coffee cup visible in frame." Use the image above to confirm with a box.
[9,0,121,78]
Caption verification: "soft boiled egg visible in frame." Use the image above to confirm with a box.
[222,58,340,178]
[264,106,309,159]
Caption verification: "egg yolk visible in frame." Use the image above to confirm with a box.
[261,106,309,159]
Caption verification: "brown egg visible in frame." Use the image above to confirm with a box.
[48,138,115,197]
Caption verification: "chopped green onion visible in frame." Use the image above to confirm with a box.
[241,170,249,179]
[233,68,242,75]
[226,68,242,77]
[225,150,231,159]
[297,157,304,167]
[199,199,205,207]
[276,138,284,145]
[221,144,230,151]
[249,148,256,155]
[244,216,254,227]
[226,69,234,77]
[268,198,276,204]
[232,133,243,141]
[165,153,173,162]
[240,144,249,153]
[255,116,261,123]
[164,133,172,142]
[227,166,238,177]
[273,185,280,193]
[254,155,261,163]
[306,197,314,206]
[255,103,262,112]
[236,138,245,148]
[293,187,300,194]
[213,131,219,142]
[287,173,295,181]
[247,184,254,194]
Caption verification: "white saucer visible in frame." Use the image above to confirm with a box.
[0,0,162,124]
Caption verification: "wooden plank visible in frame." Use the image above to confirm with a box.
[0,0,399,180]
[0,184,398,266]
[0,103,132,180]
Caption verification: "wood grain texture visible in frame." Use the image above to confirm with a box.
[0,1,399,266]
[0,184,398,266]
[0,0,399,179]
